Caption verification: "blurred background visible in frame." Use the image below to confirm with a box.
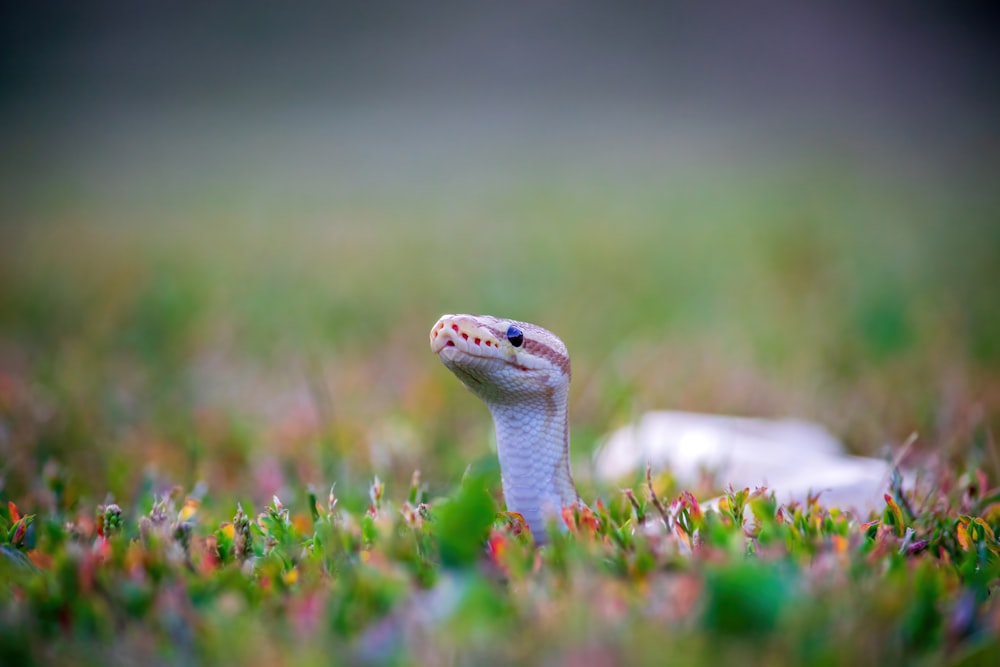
[1,1,998,510]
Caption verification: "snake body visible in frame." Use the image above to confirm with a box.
[431,313,906,534]
[430,314,578,536]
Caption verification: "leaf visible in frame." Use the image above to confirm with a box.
[702,561,790,637]
[883,494,906,537]
[433,471,498,568]
[8,501,20,524]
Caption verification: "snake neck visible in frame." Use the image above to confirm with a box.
[486,387,578,537]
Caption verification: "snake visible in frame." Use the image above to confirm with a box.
[431,314,907,539]
[430,314,578,539]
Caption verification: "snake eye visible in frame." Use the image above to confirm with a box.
[506,325,524,347]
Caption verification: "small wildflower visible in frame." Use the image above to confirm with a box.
[409,469,424,505]
[179,497,200,521]
[501,511,529,537]
[673,491,703,548]
[8,501,20,523]
[232,504,254,564]
[174,520,193,557]
[646,464,672,530]
[400,502,422,529]
[9,514,34,547]
[368,475,384,515]
[98,503,123,537]
[576,504,601,537]
[883,493,907,537]
[488,531,507,565]
[262,495,291,530]
[624,488,645,525]
[139,495,173,546]
[328,483,338,516]
[561,506,577,535]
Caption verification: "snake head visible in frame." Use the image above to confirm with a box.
[430,313,570,406]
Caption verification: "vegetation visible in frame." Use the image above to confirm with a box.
[1,158,998,664]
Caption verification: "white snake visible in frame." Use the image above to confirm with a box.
[430,314,578,537]
[430,313,905,539]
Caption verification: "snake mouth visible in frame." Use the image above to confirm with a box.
[430,316,501,357]
[433,337,501,365]
[432,329,530,375]
[430,333,477,357]
[429,335,452,354]
[436,343,543,377]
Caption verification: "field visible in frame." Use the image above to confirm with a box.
[2,153,999,665]
[2,5,1000,665]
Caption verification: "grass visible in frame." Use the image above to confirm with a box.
[1,155,999,665]
[2,457,998,665]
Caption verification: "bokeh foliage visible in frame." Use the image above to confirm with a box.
[2,459,999,666]
[1,151,999,665]
[2,161,998,503]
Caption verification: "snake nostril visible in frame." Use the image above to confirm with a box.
[451,324,459,332]
[446,340,455,347]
